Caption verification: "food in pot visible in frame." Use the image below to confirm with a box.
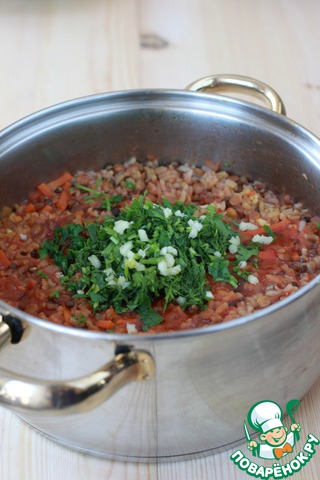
[0,158,319,334]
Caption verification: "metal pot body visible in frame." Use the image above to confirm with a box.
[0,85,320,460]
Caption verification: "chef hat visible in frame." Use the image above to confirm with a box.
[248,401,284,433]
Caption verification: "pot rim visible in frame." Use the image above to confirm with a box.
[0,86,316,145]
[1,88,320,342]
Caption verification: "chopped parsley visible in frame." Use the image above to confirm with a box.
[72,313,87,325]
[40,197,262,331]
[37,269,49,279]
[263,224,276,240]
[49,290,60,298]
[124,179,136,190]
[75,184,124,210]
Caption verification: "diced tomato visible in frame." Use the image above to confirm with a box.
[0,250,11,267]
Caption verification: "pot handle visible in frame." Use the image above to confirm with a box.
[186,74,286,115]
[0,317,154,415]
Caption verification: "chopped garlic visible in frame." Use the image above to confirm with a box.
[248,274,259,285]
[252,234,273,245]
[135,262,146,272]
[114,220,132,234]
[176,296,186,306]
[163,253,175,267]
[188,219,203,239]
[238,261,247,269]
[239,221,258,231]
[229,235,240,254]
[105,268,116,285]
[138,229,149,241]
[125,258,137,269]
[88,255,101,268]
[120,241,133,257]
[175,210,185,217]
[158,263,181,276]
[298,220,306,232]
[162,207,172,218]
[158,252,182,276]
[126,323,138,334]
[104,267,115,276]
[127,250,135,260]
[160,246,178,256]
[117,276,130,288]
[19,233,28,241]
[205,291,214,299]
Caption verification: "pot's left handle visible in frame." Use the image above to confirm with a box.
[0,315,154,415]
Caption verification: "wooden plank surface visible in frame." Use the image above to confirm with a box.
[1,0,320,478]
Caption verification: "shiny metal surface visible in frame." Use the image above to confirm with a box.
[0,318,154,414]
[186,74,286,114]
[0,317,11,350]
[0,78,320,460]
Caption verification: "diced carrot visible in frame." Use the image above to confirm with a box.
[26,279,36,289]
[258,248,277,260]
[56,191,69,211]
[246,190,258,197]
[40,204,53,213]
[28,190,41,202]
[116,319,130,327]
[269,219,291,232]
[37,182,53,198]
[96,320,115,330]
[291,251,300,261]
[24,203,36,213]
[62,306,72,324]
[48,172,73,190]
[241,219,291,239]
[0,250,11,266]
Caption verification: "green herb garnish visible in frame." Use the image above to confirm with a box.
[75,184,124,210]
[37,270,49,279]
[124,179,136,190]
[263,225,276,240]
[72,313,87,325]
[49,290,60,298]
[40,197,261,331]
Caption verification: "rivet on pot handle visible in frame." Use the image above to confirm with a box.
[0,315,154,415]
[186,74,286,115]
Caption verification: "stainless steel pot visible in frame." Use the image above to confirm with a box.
[0,75,320,461]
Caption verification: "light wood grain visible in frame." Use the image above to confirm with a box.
[1,0,320,478]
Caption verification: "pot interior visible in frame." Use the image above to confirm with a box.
[1,90,320,214]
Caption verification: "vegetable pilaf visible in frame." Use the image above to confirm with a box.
[0,158,319,334]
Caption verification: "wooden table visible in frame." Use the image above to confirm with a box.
[1,1,320,478]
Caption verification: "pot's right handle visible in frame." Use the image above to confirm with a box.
[0,316,154,415]
[186,74,286,115]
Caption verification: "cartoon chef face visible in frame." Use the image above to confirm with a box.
[260,426,288,446]
[248,400,287,445]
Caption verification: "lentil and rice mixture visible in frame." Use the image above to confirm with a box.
[0,157,319,334]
